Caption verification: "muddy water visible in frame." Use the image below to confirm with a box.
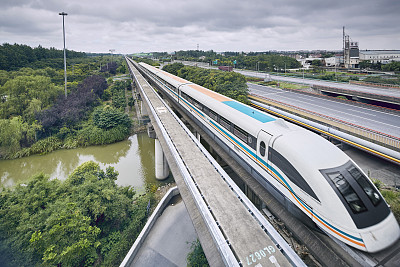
[0,133,173,192]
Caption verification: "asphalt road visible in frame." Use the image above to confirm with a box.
[248,83,400,139]
[176,61,400,98]
[238,70,400,98]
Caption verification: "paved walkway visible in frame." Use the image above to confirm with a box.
[130,196,198,267]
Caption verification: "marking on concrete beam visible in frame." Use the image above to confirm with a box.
[156,106,167,114]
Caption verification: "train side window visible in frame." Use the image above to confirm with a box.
[209,110,218,121]
[181,92,188,100]
[166,82,175,92]
[193,99,203,110]
[203,106,209,116]
[259,141,266,157]
[327,172,367,214]
[269,147,319,201]
[234,125,247,143]
[347,166,381,206]
[220,116,231,130]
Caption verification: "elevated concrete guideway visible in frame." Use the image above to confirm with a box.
[125,58,304,266]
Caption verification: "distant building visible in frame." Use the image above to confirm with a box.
[297,57,323,68]
[344,40,359,68]
[325,56,340,67]
[341,27,360,68]
[359,50,400,64]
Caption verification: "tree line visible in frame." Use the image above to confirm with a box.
[162,63,249,103]
[0,44,132,159]
[167,50,301,71]
[0,43,86,71]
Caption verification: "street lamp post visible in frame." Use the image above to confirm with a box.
[59,12,68,98]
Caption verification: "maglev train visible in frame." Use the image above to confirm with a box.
[137,61,400,253]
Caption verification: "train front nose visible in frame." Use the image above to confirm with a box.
[361,212,400,253]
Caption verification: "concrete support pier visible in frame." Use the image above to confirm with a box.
[155,138,169,180]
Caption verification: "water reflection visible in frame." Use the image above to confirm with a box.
[0,133,172,192]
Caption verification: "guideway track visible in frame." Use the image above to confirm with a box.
[126,58,302,266]
[151,80,364,267]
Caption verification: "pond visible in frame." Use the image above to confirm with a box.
[0,132,173,193]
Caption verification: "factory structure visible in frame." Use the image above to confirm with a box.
[341,27,400,68]
[297,27,400,69]
[340,27,400,68]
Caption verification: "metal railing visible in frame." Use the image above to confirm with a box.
[249,94,400,151]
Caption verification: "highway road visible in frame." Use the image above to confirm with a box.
[248,83,400,139]
[176,60,400,98]
[238,70,400,99]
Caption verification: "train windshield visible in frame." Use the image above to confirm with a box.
[321,163,390,229]
[327,172,367,213]
[347,165,381,206]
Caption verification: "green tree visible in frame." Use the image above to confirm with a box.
[92,105,132,130]
[382,61,400,72]
[311,59,322,66]
[0,117,24,156]
[30,202,101,266]
[0,117,39,157]
[359,60,372,70]
[0,75,62,119]
[0,161,153,266]
[187,239,209,267]
[162,62,184,76]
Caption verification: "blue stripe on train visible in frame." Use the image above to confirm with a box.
[222,101,276,123]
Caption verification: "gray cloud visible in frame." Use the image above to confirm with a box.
[0,0,399,53]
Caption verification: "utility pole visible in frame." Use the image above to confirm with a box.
[59,12,68,98]
[109,49,115,71]
[109,49,115,61]
[343,26,345,68]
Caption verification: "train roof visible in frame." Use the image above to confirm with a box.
[140,63,289,136]
[139,62,302,138]
[273,129,349,171]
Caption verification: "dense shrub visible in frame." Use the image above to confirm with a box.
[110,80,128,109]
[76,124,130,146]
[93,106,131,130]
[187,239,209,267]
[381,189,400,223]
[0,162,153,266]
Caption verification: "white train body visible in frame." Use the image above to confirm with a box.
[138,62,400,253]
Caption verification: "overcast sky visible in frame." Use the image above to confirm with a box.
[1,0,399,54]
